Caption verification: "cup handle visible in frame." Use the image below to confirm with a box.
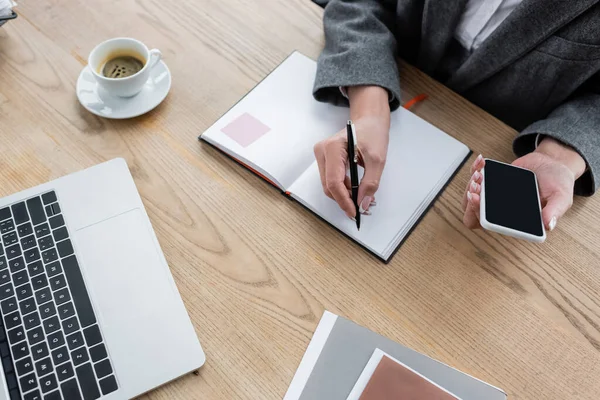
[148,49,162,70]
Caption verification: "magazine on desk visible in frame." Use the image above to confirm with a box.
[199,52,471,262]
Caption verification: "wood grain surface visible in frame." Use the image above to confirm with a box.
[1,1,600,399]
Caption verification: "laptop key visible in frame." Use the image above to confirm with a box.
[61,317,79,336]
[19,297,37,315]
[24,248,41,263]
[60,377,81,400]
[24,311,41,330]
[32,274,49,291]
[48,216,64,230]
[42,192,57,205]
[0,255,7,270]
[0,342,9,357]
[28,261,44,277]
[11,203,29,225]
[24,389,42,400]
[3,232,18,246]
[44,390,61,400]
[7,326,25,344]
[31,341,49,361]
[61,256,96,328]
[57,302,74,320]
[0,284,15,301]
[2,355,13,373]
[16,356,34,375]
[83,325,102,347]
[0,208,10,222]
[54,288,70,306]
[35,288,52,306]
[44,206,54,218]
[42,249,58,264]
[39,302,57,320]
[66,331,83,350]
[71,347,89,367]
[20,372,38,392]
[27,326,45,346]
[99,375,118,396]
[47,331,65,350]
[89,343,107,363]
[0,269,9,285]
[16,283,33,301]
[56,240,73,258]
[51,346,69,366]
[51,227,68,243]
[35,223,50,239]
[42,316,60,335]
[0,220,15,234]
[1,297,18,314]
[6,245,21,260]
[49,275,66,292]
[93,359,112,379]
[21,235,37,250]
[45,262,61,278]
[9,257,25,273]
[13,270,29,288]
[35,356,53,377]
[39,373,58,393]
[75,363,100,400]
[26,197,47,226]
[38,236,54,252]
[5,311,21,330]
[5,371,17,389]
[11,341,29,360]
[17,223,33,237]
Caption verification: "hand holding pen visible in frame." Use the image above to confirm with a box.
[312,87,391,228]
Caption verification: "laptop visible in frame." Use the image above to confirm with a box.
[0,158,205,400]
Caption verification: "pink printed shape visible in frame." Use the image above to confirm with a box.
[220,112,271,147]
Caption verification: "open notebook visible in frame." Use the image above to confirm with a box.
[200,52,470,262]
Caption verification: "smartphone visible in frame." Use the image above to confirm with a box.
[480,159,546,242]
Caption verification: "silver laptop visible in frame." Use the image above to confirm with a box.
[0,158,205,400]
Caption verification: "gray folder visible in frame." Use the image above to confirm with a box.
[285,312,506,400]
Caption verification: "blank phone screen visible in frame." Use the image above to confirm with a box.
[484,160,544,237]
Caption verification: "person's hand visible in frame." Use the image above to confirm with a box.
[463,137,587,232]
[313,86,390,218]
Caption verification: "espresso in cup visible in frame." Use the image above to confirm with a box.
[99,52,146,79]
[88,38,162,97]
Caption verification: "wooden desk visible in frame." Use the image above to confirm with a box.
[1,1,600,399]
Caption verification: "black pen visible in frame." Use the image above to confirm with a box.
[346,120,361,230]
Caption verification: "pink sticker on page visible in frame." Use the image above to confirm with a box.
[220,112,271,147]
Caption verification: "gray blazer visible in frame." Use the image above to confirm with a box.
[313,0,600,195]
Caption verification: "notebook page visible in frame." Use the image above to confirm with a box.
[201,52,347,190]
[288,107,469,258]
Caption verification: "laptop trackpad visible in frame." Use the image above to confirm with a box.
[74,208,175,324]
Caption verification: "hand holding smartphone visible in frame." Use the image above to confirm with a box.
[480,159,546,242]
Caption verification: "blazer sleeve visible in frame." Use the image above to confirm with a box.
[313,0,401,111]
[513,74,600,196]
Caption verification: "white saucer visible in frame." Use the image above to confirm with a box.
[76,60,171,119]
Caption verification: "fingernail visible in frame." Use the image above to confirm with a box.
[473,171,480,181]
[476,154,483,163]
[470,180,477,192]
[467,192,472,202]
[371,200,377,206]
[359,196,372,214]
[549,216,557,231]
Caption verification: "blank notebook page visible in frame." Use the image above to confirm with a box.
[288,107,469,257]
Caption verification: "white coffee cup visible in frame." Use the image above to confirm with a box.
[88,38,162,97]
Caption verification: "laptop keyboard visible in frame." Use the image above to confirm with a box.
[0,192,118,400]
